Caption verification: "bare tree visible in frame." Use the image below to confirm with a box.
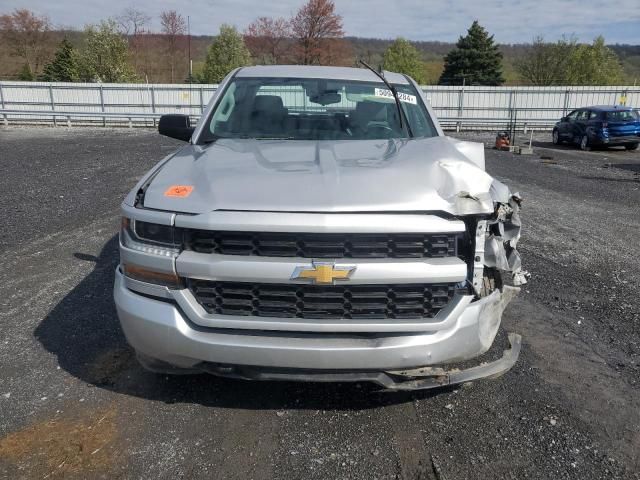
[244,16,291,64]
[290,0,344,65]
[117,7,151,71]
[320,38,352,67]
[160,10,186,82]
[117,7,150,35]
[515,36,577,86]
[0,9,53,77]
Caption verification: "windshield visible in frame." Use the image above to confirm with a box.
[199,77,437,142]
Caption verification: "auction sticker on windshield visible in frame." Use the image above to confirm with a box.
[374,88,417,105]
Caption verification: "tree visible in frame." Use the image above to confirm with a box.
[438,21,504,85]
[244,16,291,64]
[516,36,625,85]
[117,7,150,36]
[40,38,79,82]
[78,19,136,82]
[160,10,186,82]
[0,9,53,78]
[199,24,251,83]
[567,36,624,85]
[382,38,426,83]
[290,0,344,65]
[117,7,150,71]
[17,63,34,81]
[319,38,353,67]
[515,36,575,85]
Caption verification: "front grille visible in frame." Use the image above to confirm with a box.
[184,231,460,259]
[188,280,457,320]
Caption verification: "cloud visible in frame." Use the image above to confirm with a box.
[3,0,639,43]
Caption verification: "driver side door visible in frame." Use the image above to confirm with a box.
[559,110,579,142]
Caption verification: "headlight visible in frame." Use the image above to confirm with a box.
[120,218,181,257]
[120,217,183,288]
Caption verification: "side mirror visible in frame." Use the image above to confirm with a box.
[159,114,194,142]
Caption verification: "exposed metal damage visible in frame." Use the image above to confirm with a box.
[485,185,529,286]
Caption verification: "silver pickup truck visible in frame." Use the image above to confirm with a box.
[114,65,526,390]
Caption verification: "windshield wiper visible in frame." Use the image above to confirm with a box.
[359,60,413,138]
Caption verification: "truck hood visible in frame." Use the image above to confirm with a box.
[141,136,498,215]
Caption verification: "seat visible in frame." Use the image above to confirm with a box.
[249,95,288,136]
[349,101,393,137]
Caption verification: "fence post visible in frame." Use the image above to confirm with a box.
[0,82,7,126]
[456,86,465,132]
[99,84,106,127]
[620,88,628,106]
[49,84,56,127]
[507,90,514,136]
[150,85,156,127]
[199,86,204,113]
[563,89,570,116]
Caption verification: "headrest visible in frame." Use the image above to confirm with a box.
[352,101,389,122]
[252,95,285,113]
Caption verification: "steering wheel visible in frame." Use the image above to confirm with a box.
[366,123,394,138]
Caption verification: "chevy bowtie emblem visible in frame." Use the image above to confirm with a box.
[291,261,356,284]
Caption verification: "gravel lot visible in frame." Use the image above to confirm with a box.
[0,127,639,479]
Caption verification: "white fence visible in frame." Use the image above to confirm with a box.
[0,81,637,131]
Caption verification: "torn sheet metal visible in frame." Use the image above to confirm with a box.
[382,333,522,391]
[485,186,529,285]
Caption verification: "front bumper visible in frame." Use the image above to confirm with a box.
[114,268,521,389]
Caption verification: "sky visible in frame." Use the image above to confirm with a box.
[3,0,640,44]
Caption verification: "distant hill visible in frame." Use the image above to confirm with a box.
[1,30,638,84]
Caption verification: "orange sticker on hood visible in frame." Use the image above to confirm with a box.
[164,185,194,198]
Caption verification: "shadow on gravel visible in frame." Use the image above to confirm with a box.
[34,235,448,411]
[530,141,572,150]
[531,140,629,153]
[579,176,640,183]
[608,163,640,173]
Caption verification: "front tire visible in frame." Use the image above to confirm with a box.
[580,135,591,151]
[552,129,561,145]
[625,143,639,151]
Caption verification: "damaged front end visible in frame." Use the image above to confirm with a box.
[186,188,528,393]
[374,182,530,392]
[464,180,528,346]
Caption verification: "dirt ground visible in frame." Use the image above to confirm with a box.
[0,127,638,479]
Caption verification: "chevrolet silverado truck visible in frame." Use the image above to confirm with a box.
[114,65,526,390]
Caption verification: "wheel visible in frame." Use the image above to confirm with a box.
[552,129,561,145]
[580,134,591,151]
[625,143,639,151]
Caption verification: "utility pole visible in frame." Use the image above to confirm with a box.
[188,15,192,84]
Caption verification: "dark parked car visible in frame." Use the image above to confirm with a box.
[552,105,640,151]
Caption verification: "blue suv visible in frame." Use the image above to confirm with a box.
[552,105,640,151]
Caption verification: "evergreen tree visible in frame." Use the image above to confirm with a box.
[382,38,426,84]
[40,38,79,82]
[438,21,504,86]
[17,63,34,81]
[199,25,252,84]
